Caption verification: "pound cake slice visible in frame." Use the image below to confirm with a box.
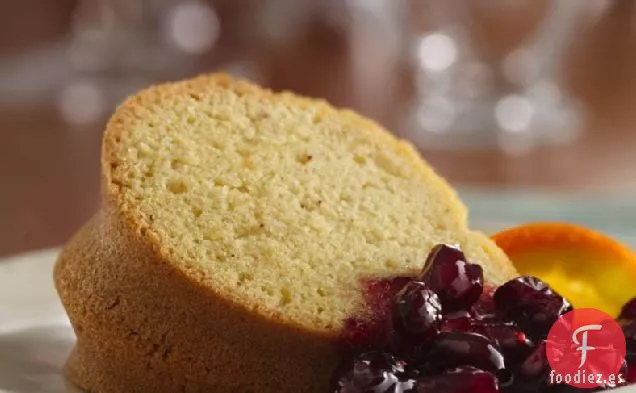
[54,73,517,393]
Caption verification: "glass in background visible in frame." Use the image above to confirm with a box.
[60,0,220,124]
[0,0,222,125]
[399,0,611,154]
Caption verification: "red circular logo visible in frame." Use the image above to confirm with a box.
[547,308,626,388]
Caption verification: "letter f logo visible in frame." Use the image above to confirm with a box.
[572,324,602,368]
[546,309,626,389]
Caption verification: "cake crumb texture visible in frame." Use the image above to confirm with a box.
[103,73,514,331]
[55,73,516,393]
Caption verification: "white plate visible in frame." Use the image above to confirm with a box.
[1,248,636,393]
[0,248,81,393]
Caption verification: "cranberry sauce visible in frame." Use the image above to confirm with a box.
[416,366,500,393]
[420,244,484,311]
[339,276,412,351]
[493,276,572,341]
[332,243,636,393]
[332,351,416,393]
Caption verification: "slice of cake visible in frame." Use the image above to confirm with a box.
[54,73,517,392]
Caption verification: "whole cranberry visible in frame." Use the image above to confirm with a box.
[422,331,506,374]
[514,340,561,392]
[621,313,636,366]
[415,366,500,393]
[622,318,636,355]
[620,297,636,321]
[493,276,572,340]
[519,340,549,379]
[626,361,636,383]
[476,321,534,366]
[441,311,474,333]
[393,281,443,340]
[420,244,484,311]
[471,292,497,322]
[332,351,416,393]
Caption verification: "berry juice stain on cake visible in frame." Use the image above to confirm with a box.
[332,243,636,393]
[339,276,413,352]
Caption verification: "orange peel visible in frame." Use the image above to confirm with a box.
[492,222,636,318]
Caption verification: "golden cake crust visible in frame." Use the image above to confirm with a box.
[56,211,338,392]
[54,73,517,393]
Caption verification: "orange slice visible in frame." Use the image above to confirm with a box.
[492,222,636,317]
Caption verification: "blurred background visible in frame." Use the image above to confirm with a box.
[1,0,636,257]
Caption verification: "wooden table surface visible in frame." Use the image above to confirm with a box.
[1,0,636,257]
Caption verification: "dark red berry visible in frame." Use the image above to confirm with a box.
[627,361,636,383]
[515,340,559,392]
[519,340,549,378]
[332,351,416,393]
[415,366,500,393]
[420,244,484,311]
[471,292,497,322]
[393,281,443,340]
[493,276,572,340]
[476,322,534,366]
[423,331,506,374]
[623,319,636,355]
[620,297,636,321]
[441,311,474,333]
